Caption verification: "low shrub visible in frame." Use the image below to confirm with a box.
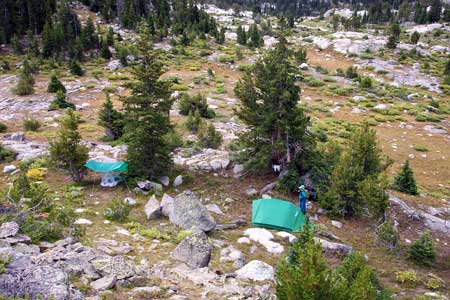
[0,145,16,162]
[198,122,222,149]
[414,145,428,152]
[395,270,418,287]
[103,197,130,222]
[0,122,7,133]
[376,221,399,251]
[409,230,436,267]
[23,117,41,132]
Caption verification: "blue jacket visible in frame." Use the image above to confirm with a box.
[299,191,307,202]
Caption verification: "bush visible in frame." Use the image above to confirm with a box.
[376,221,399,251]
[47,74,66,93]
[217,54,235,64]
[346,66,358,79]
[179,93,215,118]
[360,76,373,88]
[98,93,124,140]
[174,230,192,243]
[23,117,41,132]
[69,59,84,76]
[49,90,75,110]
[408,230,436,267]
[13,59,34,96]
[0,122,7,133]
[185,109,203,133]
[197,122,222,149]
[103,197,130,222]
[0,253,12,274]
[395,270,418,287]
[277,167,300,193]
[0,145,16,162]
[393,160,418,195]
[20,216,63,244]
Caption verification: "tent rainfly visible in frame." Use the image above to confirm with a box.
[85,160,128,187]
[252,198,308,232]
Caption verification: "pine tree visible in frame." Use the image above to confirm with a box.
[82,16,98,50]
[98,93,124,140]
[428,0,442,23]
[332,14,340,31]
[236,25,247,45]
[100,37,112,59]
[11,35,22,54]
[106,27,114,46]
[49,90,75,110]
[409,230,436,267]
[13,59,34,96]
[393,160,418,195]
[50,109,88,182]
[234,37,314,174]
[410,31,420,44]
[69,59,84,76]
[216,27,225,44]
[47,73,66,93]
[247,24,263,48]
[386,35,398,49]
[198,122,222,149]
[26,30,40,57]
[121,27,174,179]
[42,21,55,58]
[321,123,390,217]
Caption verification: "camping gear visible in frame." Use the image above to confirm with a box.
[85,160,128,187]
[252,198,309,232]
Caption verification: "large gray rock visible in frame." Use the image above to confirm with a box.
[314,237,352,255]
[0,264,76,300]
[145,195,161,220]
[0,222,19,239]
[90,275,116,291]
[91,256,136,280]
[236,260,274,281]
[160,193,174,217]
[169,191,216,232]
[173,175,183,187]
[171,231,212,268]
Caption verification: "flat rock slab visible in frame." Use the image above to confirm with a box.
[0,222,19,239]
[243,228,284,254]
[236,260,274,281]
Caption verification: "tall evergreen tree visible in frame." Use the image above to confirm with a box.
[428,0,442,23]
[247,23,263,48]
[236,25,247,45]
[47,73,66,93]
[234,37,314,174]
[216,27,225,44]
[121,27,174,178]
[13,59,34,96]
[42,21,55,58]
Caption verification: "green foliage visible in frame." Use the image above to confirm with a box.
[23,117,41,132]
[20,216,63,244]
[49,109,89,182]
[360,76,373,88]
[345,66,359,79]
[69,59,84,76]
[103,197,130,222]
[174,230,192,243]
[411,31,420,44]
[0,253,12,274]
[185,109,203,133]
[295,48,307,64]
[395,270,418,287]
[0,122,7,132]
[49,90,75,110]
[237,25,247,45]
[235,38,315,175]
[320,123,390,217]
[277,167,300,193]
[98,93,124,140]
[408,230,436,267]
[247,24,263,48]
[197,122,222,149]
[393,160,418,195]
[376,221,399,251]
[276,220,387,300]
[0,145,16,162]
[100,37,112,59]
[179,93,215,118]
[13,59,34,96]
[47,74,66,93]
[121,29,174,179]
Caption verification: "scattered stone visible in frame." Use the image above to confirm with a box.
[91,256,136,280]
[90,275,116,291]
[145,195,161,220]
[237,237,251,244]
[173,175,183,187]
[331,220,343,229]
[300,63,309,70]
[159,176,170,187]
[205,204,224,215]
[124,197,136,206]
[233,164,244,174]
[314,237,352,255]
[236,260,274,281]
[105,60,122,71]
[169,190,216,232]
[276,231,297,243]
[74,218,93,225]
[353,95,366,102]
[10,132,25,142]
[220,246,246,269]
[244,228,284,254]
[246,188,258,197]
[3,165,16,174]
[172,230,212,268]
[0,222,19,239]
[160,193,174,217]
[132,286,162,294]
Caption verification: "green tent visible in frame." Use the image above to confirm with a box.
[252,198,307,232]
[85,160,128,173]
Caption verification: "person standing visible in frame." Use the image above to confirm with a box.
[298,185,307,214]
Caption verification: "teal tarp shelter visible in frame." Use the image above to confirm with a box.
[85,160,128,187]
[252,198,307,232]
